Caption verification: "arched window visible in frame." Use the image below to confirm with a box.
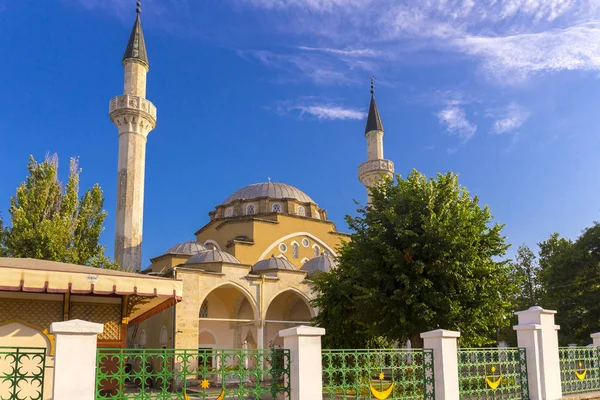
[140,329,147,348]
[247,204,255,215]
[272,203,282,212]
[199,300,209,318]
[159,326,168,345]
[313,245,320,258]
[296,205,306,216]
[314,211,320,219]
[292,243,299,259]
[225,208,233,217]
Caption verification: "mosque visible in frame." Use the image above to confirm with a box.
[110,3,395,353]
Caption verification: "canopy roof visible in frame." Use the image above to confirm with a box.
[0,258,182,323]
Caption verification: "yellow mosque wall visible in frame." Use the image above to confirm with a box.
[195,213,349,268]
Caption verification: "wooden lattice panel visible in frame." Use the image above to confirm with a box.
[0,299,62,331]
[70,303,121,340]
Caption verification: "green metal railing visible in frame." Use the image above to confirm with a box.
[95,348,290,399]
[559,346,600,395]
[321,348,434,400]
[457,347,528,400]
[0,347,46,400]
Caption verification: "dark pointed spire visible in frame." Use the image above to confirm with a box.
[122,1,149,68]
[365,76,383,134]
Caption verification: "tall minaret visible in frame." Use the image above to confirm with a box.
[109,0,157,271]
[358,77,394,204]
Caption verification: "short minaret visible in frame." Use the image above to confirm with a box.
[109,1,157,271]
[358,78,394,204]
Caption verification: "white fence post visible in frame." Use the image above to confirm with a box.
[513,306,562,400]
[279,325,325,400]
[591,332,600,346]
[420,329,460,400]
[50,319,103,400]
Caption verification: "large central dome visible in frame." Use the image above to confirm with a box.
[222,182,315,205]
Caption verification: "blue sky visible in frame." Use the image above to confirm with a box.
[1,0,599,266]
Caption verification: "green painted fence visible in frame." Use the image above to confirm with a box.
[95,348,290,399]
[559,346,600,395]
[457,347,528,400]
[321,348,434,400]
[0,347,46,400]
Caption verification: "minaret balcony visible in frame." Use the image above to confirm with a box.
[358,159,395,176]
[109,95,157,122]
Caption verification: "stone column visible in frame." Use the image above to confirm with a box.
[591,332,600,346]
[279,325,325,400]
[420,329,460,400]
[513,306,562,400]
[50,319,104,400]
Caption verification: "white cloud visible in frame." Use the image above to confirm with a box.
[297,46,382,57]
[239,0,371,12]
[276,98,366,120]
[437,105,477,140]
[235,0,600,84]
[293,105,366,120]
[237,49,354,84]
[487,102,530,135]
[455,22,600,81]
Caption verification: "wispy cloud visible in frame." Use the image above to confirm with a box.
[276,98,366,120]
[237,49,355,84]
[437,105,477,141]
[297,46,382,58]
[235,0,600,84]
[293,105,366,120]
[455,23,600,82]
[486,102,530,135]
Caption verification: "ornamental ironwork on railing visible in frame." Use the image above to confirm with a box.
[559,346,600,395]
[321,348,434,400]
[95,348,290,399]
[0,347,46,400]
[457,347,528,400]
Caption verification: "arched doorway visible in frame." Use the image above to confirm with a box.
[264,290,313,349]
[198,284,258,350]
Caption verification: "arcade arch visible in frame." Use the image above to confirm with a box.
[263,289,313,349]
[198,284,259,349]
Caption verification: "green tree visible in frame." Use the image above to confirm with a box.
[0,154,119,269]
[513,244,541,309]
[537,227,600,344]
[313,170,516,348]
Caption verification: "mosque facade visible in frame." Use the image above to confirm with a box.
[112,5,394,353]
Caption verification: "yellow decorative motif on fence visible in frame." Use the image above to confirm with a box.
[486,366,502,389]
[369,383,394,400]
[370,372,394,400]
[575,361,587,381]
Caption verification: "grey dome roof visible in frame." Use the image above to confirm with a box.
[301,254,337,275]
[186,249,241,264]
[252,256,297,272]
[222,182,315,205]
[164,241,207,256]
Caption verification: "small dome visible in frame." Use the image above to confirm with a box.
[253,256,297,272]
[164,241,207,256]
[222,182,315,205]
[186,249,241,264]
[301,254,337,276]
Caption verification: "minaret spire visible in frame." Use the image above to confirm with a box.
[123,1,149,68]
[365,76,383,133]
[109,0,157,271]
[358,77,394,204]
